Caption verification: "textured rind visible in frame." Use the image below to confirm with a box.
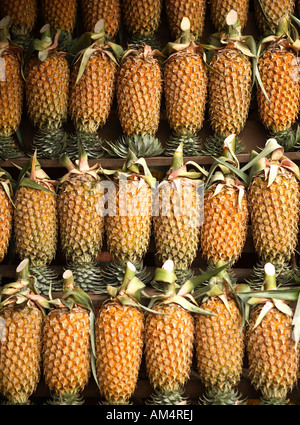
[42,307,91,395]
[247,170,300,265]
[208,49,252,136]
[0,305,43,404]
[165,0,206,40]
[14,186,58,266]
[25,52,69,130]
[164,51,207,135]
[95,302,144,404]
[200,185,249,266]
[254,0,295,34]
[0,0,37,35]
[257,47,300,133]
[194,296,244,392]
[69,52,117,133]
[144,303,194,393]
[0,51,24,137]
[117,51,162,136]
[80,0,121,38]
[105,180,152,264]
[0,186,13,263]
[40,0,77,33]
[153,180,202,270]
[121,0,162,35]
[57,176,105,264]
[209,0,249,31]
[246,305,300,401]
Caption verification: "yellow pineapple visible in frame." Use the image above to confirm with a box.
[80,0,121,39]
[254,0,295,35]
[0,168,13,264]
[0,259,49,404]
[209,0,249,31]
[42,270,94,405]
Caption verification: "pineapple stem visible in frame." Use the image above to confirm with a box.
[77,141,90,171]
[120,262,136,291]
[276,15,290,37]
[180,17,191,44]
[62,270,75,291]
[16,259,30,281]
[263,263,277,290]
[170,143,184,172]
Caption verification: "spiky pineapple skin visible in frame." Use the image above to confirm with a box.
[121,0,162,36]
[0,305,43,404]
[25,52,69,131]
[144,303,194,393]
[257,46,300,133]
[105,179,152,264]
[40,0,77,33]
[209,0,249,31]
[57,175,104,264]
[208,48,252,137]
[14,185,58,267]
[95,301,144,404]
[194,295,245,394]
[165,0,206,40]
[246,304,300,402]
[247,170,300,266]
[42,307,91,397]
[200,184,248,266]
[163,49,208,136]
[80,0,121,39]
[0,186,13,263]
[0,50,23,137]
[153,180,202,271]
[0,0,37,35]
[69,51,117,134]
[254,0,295,34]
[116,48,162,136]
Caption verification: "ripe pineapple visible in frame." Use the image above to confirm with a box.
[0,17,24,159]
[163,17,208,157]
[95,262,145,404]
[68,20,122,160]
[0,168,14,264]
[105,44,163,158]
[256,15,300,149]
[194,262,246,404]
[57,142,105,292]
[165,0,206,40]
[80,0,121,39]
[153,143,205,284]
[254,0,295,35]
[101,150,154,286]
[43,270,93,405]
[13,152,59,293]
[121,0,162,47]
[203,10,254,156]
[243,263,300,404]
[209,0,249,31]
[0,259,49,405]
[25,24,69,158]
[200,135,249,267]
[246,139,300,284]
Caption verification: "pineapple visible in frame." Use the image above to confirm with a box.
[105,44,163,158]
[68,20,122,160]
[0,168,14,264]
[163,17,208,157]
[242,263,300,404]
[42,270,94,405]
[153,143,205,284]
[254,0,295,35]
[13,152,59,293]
[80,0,121,40]
[0,259,49,405]
[246,139,300,284]
[0,0,37,49]
[101,150,155,286]
[203,10,254,156]
[0,17,24,159]
[25,24,69,158]
[209,0,249,32]
[194,262,246,404]
[57,142,105,292]
[95,262,145,404]
[256,15,300,149]
[165,0,206,41]
[200,135,249,267]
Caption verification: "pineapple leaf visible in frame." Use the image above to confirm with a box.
[165,295,216,315]
[240,138,284,173]
[76,47,96,83]
[252,301,274,330]
[209,158,249,185]
[20,177,56,195]
[292,292,300,347]
[237,287,300,303]
[272,298,293,316]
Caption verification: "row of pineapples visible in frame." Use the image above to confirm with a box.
[2,4,300,160]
